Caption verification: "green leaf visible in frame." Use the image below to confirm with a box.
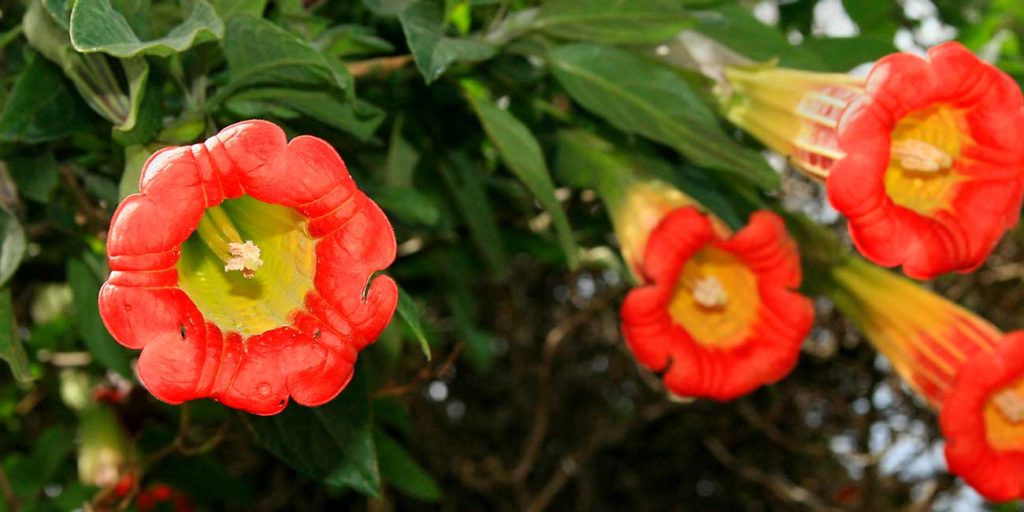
[533,0,694,44]
[398,0,495,83]
[799,35,896,72]
[314,24,395,58]
[70,0,224,57]
[464,90,578,268]
[44,0,74,29]
[210,0,268,19]
[373,187,441,227]
[246,370,380,496]
[690,4,821,69]
[0,55,95,143]
[223,88,384,141]
[8,152,59,203]
[364,0,415,17]
[548,43,778,190]
[0,288,31,384]
[67,255,131,376]
[218,14,353,106]
[436,155,508,278]
[0,206,26,288]
[374,429,441,502]
[395,286,431,360]
[111,57,161,144]
[384,117,420,188]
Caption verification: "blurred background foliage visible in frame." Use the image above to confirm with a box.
[0,0,1023,510]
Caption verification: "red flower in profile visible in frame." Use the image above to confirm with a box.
[99,120,398,415]
[829,256,1002,406]
[620,207,813,400]
[941,332,1024,502]
[723,42,1024,278]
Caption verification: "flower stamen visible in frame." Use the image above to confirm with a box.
[992,388,1024,424]
[225,241,264,279]
[891,139,953,172]
[693,276,727,308]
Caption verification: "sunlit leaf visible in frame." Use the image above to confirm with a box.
[70,0,224,57]
[548,43,778,190]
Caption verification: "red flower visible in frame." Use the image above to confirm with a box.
[829,256,1002,406]
[136,484,195,512]
[723,42,1024,278]
[941,332,1024,502]
[620,207,813,400]
[99,120,398,415]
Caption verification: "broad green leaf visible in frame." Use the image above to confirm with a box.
[8,152,59,203]
[548,43,778,190]
[0,55,95,143]
[691,4,822,70]
[374,429,441,502]
[314,24,395,58]
[67,256,131,376]
[210,0,268,19]
[223,88,384,141]
[70,0,224,57]
[399,0,495,83]
[533,0,694,44]
[395,286,431,359]
[0,288,31,384]
[464,90,578,268]
[436,155,508,278]
[218,14,352,102]
[0,206,26,288]
[246,371,380,496]
[373,187,441,227]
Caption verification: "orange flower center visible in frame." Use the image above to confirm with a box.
[177,196,316,337]
[884,105,967,216]
[984,381,1024,451]
[668,248,758,348]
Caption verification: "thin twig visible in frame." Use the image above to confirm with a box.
[347,55,414,79]
[509,291,618,483]
[0,465,19,512]
[372,344,463,399]
[704,437,844,512]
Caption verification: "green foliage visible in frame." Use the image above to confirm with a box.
[548,43,779,190]
[245,370,379,496]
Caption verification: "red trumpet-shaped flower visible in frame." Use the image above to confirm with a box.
[829,257,1002,406]
[723,42,1024,278]
[99,120,398,415]
[941,332,1024,502]
[619,196,813,400]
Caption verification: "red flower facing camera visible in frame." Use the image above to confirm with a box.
[99,120,398,415]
